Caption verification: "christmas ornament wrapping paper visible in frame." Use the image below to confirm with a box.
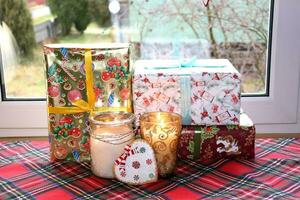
[44,44,132,162]
[133,59,241,125]
[178,113,255,163]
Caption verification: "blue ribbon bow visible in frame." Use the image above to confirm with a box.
[144,57,225,70]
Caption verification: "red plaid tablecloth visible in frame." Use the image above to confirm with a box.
[0,138,299,200]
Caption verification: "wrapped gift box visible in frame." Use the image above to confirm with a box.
[133,59,241,125]
[44,43,132,162]
[178,113,255,163]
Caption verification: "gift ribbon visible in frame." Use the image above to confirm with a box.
[48,49,131,115]
[193,127,202,160]
[144,57,225,70]
[180,76,191,124]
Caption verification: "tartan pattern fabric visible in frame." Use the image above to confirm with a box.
[0,138,299,200]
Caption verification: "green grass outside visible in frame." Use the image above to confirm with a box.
[32,14,55,26]
[58,23,113,43]
[58,32,112,43]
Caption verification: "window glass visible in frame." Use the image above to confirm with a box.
[0,0,273,99]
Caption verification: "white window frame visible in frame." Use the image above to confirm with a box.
[0,0,299,136]
[242,0,300,134]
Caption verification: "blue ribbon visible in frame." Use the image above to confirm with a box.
[180,76,192,124]
[144,57,225,70]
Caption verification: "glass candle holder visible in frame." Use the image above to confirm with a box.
[89,112,135,179]
[140,112,182,177]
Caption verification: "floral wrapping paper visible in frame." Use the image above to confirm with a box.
[178,113,255,163]
[44,44,132,162]
[133,59,241,125]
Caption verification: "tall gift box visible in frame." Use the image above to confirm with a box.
[178,113,255,163]
[133,59,241,125]
[44,44,132,162]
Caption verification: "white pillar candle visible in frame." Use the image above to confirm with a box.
[90,112,135,179]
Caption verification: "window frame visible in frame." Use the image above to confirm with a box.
[0,0,299,136]
[242,0,300,133]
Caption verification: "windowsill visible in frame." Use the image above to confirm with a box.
[0,133,299,141]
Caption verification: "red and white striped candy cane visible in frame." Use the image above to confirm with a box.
[124,145,131,153]
[115,144,131,164]
[61,58,77,81]
[115,153,127,165]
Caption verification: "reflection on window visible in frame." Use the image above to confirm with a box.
[0,0,272,99]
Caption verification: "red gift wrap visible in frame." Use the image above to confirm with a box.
[178,113,255,163]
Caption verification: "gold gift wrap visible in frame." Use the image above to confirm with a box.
[44,44,133,162]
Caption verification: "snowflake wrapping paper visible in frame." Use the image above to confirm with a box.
[133,59,241,125]
[178,113,255,163]
[114,139,158,185]
[44,44,132,162]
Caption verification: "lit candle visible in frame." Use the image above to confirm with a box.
[140,112,182,177]
[89,112,135,178]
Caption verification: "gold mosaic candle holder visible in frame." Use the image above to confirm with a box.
[140,112,182,177]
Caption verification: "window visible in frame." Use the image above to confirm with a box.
[0,0,300,135]
[129,0,273,95]
[1,0,272,100]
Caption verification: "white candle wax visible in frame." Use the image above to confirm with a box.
[90,124,134,178]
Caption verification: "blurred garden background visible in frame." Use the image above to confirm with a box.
[0,0,272,98]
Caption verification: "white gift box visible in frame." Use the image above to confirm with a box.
[133,59,241,125]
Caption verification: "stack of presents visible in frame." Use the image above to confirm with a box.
[44,43,255,164]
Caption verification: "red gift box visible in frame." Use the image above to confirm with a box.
[178,113,255,163]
